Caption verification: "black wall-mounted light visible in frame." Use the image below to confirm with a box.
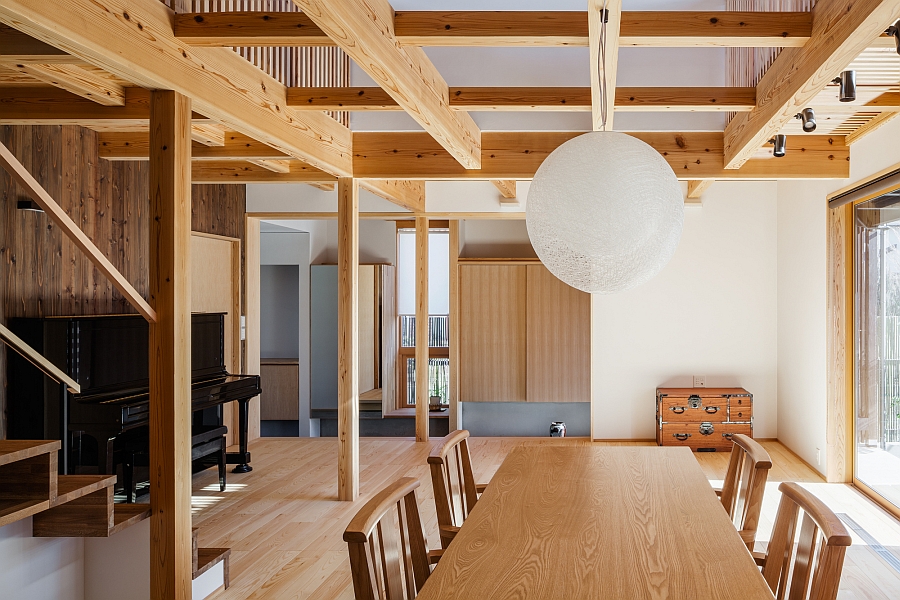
[17,199,44,212]
[832,70,857,102]
[795,107,817,132]
[769,135,787,158]
[887,22,900,55]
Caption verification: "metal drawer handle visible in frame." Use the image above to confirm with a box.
[699,422,715,436]
[688,395,702,409]
[704,406,719,414]
[670,406,685,414]
[674,433,691,440]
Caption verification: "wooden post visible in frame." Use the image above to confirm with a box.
[415,216,430,442]
[337,177,359,501]
[149,90,193,600]
[244,216,261,441]
[448,220,462,432]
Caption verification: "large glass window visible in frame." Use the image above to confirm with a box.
[855,193,900,510]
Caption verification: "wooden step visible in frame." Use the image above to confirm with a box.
[192,527,200,572]
[0,440,60,528]
[194,547,231,590]
[33,475,115,537]
[52,475,116,507]
[109,503,151,536]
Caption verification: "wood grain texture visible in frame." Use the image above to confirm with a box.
[459,265,527,403]
[0,138,156,321]
[718,434,772,551]
[417,446,775,599]
[337,177,359,501]
[13,63,125,106]
[448,221,462,431]
[175,11,331,46]
[148,90,193,600]
[826,203,852,483]
[191,160,334,184]
[415,216,430,442]
[723,0,900,168]
[525,265,591,403]
[687,179,714,199]
[490,180,516,198]
[242,215,261,442]
[359,179,425,213]
[0,0,353,176]
[0,23,72,61]
[352,131,849,180]
[99,131,290,161]
[290,0,481,170]
[260,363,300,420]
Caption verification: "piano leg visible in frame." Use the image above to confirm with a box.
[227,398,253,473]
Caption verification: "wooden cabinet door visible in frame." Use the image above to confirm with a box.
[459,265,527,402]
[526,264,591,402]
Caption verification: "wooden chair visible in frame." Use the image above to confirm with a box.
[427,430,488,549]
[344,477,438,600]
[717,433,772,550]
[754,482,851,600]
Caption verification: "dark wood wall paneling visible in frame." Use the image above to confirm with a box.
[0,125,246,438]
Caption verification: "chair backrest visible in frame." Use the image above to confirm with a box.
[719,433,773,549]
[428,430,478,549]
[343,478,431,600]
[761,482,851,600]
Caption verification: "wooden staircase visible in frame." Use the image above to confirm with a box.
[0,440,150,537]
[193,527,231,589]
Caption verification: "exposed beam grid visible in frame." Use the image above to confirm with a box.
[723,0,900,169]
[290,0,481,170]
[0,0,352,176]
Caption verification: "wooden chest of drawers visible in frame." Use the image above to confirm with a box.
[656,388,753,451]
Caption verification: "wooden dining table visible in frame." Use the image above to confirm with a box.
[416,445,776,599]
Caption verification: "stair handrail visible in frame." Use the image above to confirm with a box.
[0,322,80,393]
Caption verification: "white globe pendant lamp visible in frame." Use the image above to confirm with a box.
[525,2,684,294]
[526,131,684,294]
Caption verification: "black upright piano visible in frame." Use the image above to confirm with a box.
[6,313,261,475]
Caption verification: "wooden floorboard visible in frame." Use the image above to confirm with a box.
[191,438,900,599]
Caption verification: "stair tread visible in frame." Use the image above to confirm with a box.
[110,503,151,535]
[53,475,116,506]
[0,498,50,528]
[194,548,230,580]
[0,440,60,466]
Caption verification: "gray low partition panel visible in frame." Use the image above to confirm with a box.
[461,402,591,437]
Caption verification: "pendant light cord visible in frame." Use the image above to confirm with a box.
[598,0,609,131]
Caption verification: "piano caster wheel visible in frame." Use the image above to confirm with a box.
[232,464,252,474]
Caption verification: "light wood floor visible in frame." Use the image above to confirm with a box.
[191,438,900,599]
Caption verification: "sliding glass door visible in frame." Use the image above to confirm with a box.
[855,193,900,510]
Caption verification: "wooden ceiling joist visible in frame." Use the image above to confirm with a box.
[191,160,334,184]
[723,0,900,169]
[0,0,352,176]
[359,180,426,213]
[248,159,292,173]
[99,132,290,161]
[173,11,814,48]
[490,180,517,199]
[0,23,75,63]
[687,180,714,200]
[285,86,756,112]
[351,131,849,180]
[9,63,124,106]
[290,0,481,170]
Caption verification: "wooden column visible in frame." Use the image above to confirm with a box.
[337,177,359,501]
[448,220,462,432]
[244,216,262,441]
[415,216,430,442]
[149,90,193,600]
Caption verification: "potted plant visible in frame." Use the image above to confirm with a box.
[429,378,444,411]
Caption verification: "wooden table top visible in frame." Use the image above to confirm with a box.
[417,445,775,600]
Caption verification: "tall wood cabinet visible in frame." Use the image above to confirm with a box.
[458,262,590,403]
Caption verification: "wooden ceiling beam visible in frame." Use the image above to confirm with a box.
[723,0,900,169]
[490,180,517,199]
[590,1,621,131]
[173,11,813,48]
[285,86,756,112]
[360,180,426,213]
[10,63,124,106]
[686,180,713,199]
[248,159,292,173]
[191,160,335,184]
[0,0,352,176]
[99,131,291,161]
[290,0,481,170]
[352,131,849,180]
[0,23,78,63]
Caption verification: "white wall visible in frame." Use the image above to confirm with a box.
[591,182,779,440]
[0,518,83,600]
[776,180,829,474]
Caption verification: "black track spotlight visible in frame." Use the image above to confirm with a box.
[832,70,857,102]
[795,107,817,132]
[888,21,900,55]
[769,135,787,158]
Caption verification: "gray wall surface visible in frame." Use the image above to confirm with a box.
[462,402,590,437]
[260,265,300,359]
[310,265,338,411]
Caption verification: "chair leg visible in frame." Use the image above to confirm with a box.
[123,453,134,504]
[218,440,226,492]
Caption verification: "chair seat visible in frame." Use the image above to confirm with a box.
[192,425,228,446]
